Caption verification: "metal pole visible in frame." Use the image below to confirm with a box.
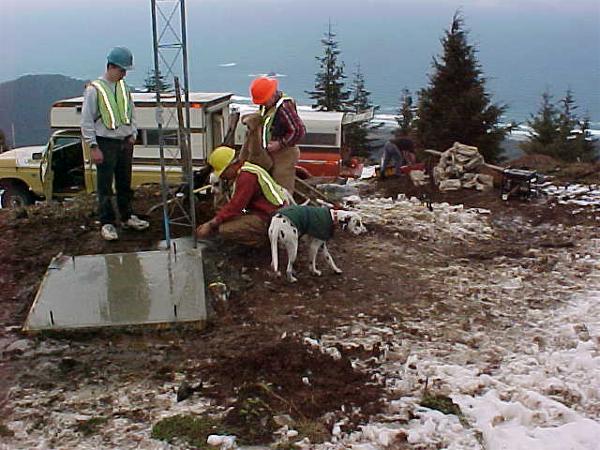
[179,0,197,248]
[151,0,171,249]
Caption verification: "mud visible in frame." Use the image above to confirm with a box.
[1,173,599,448]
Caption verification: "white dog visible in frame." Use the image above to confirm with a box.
[269,206,367,283]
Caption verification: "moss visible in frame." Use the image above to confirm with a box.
[74,417,108,436]
[224,384,277,445]
[420,391,462,417]
[151,415,231,449]
[0,423,14,437]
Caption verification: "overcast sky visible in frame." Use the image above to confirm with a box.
[2,0,599,119]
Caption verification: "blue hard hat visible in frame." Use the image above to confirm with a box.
[107,47,134,70]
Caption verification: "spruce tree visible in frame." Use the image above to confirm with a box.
[522,90,597,162]
[345,64,376,158]
[306,21,350,111]
[573,116,598,162]
[521,91,560,156]
[397,88,415,135]
[557,89,578,140]
[143,68,172,93]
[417,12,507,162]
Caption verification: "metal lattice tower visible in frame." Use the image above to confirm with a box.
[150,0,195,249]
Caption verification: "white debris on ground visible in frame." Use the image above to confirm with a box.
[541,183,600,213]
[360,166,377,180]
[312,236,600,450]
[206,434,236,449]
[350,194,494,242]
[1,363,218,450]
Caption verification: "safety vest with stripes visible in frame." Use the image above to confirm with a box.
[91,79,132,130]
[259,93,294,148]
[238,162,286,206]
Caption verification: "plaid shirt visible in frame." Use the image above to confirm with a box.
[274,99,306,148]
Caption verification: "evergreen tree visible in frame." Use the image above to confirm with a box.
[522,90,597,162]
[521,91,560,156]
[143,68,172,93]
[306,21,350,111]
[396,88,415,135]
[345,64,376,158]
[416,12,507,162]
[348,63,371,113]
[557,89,578,140]
[572,116,598,162]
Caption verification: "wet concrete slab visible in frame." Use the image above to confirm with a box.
[24,245,207,332]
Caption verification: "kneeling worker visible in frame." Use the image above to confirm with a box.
[196,146,287,247]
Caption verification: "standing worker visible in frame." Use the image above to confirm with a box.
[196,146,287,247]
[250,77,305,194]
[81,46,149,241]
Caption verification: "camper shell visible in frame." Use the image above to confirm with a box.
[52,92,233,163]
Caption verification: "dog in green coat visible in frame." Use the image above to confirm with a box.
[269,205,367,283]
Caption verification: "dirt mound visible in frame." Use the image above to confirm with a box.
[205,337,383,443]
[508,153,561,171]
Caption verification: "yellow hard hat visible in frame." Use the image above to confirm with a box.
[208,146,236,177]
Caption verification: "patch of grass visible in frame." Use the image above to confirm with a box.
[295,418,330,443]
[74,416,108,436]
[151,415,231,449]
[0,422,14,437]
[420,391,462,416]
[225,384,277,445]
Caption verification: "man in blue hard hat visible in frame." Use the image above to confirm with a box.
[81,46,149,241]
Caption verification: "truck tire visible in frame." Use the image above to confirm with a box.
[0,183,34,208]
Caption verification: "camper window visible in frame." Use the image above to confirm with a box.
[141,129,179,146]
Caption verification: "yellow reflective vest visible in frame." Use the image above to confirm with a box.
[91,79,132,130]
[238,162,286,206]
[259,93,294,148]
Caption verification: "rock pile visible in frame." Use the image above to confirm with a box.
[433,142,494,192]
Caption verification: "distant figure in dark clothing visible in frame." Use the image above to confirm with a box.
[380,130,416,179]
[395,135,417,166]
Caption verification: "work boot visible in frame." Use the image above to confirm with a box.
[122,215,150,231]
[101,224,119,241]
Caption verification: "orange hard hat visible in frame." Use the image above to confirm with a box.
[250,77,278,105]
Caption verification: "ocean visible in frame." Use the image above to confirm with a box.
[2,0,599,141]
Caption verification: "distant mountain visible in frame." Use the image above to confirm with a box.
[0,74,87,147]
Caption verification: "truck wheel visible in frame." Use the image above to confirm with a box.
[0,184,34,208]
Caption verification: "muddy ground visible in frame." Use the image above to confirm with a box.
[0,164,599,448]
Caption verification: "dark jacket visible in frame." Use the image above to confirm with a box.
[278,206,334,241]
